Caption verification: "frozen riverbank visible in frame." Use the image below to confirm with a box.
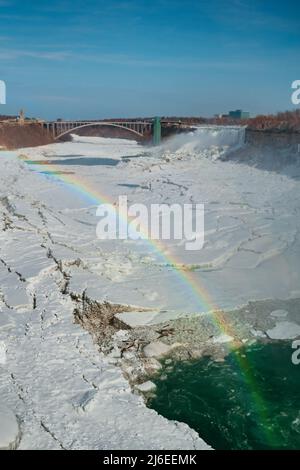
[0,143,213,450]
[1,129,300,449]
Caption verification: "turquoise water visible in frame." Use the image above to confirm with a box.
[149,343,300,449]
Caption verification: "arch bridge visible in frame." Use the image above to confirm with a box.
[43,120,154,140]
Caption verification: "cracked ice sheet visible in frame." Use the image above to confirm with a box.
[1,293,207,449]
[16,137,300,313]
[0,132,300,449]
[0,147,210,450]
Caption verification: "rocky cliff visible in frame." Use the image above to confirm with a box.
[0,122,53,149]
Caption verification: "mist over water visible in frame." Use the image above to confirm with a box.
[161,126,246,156]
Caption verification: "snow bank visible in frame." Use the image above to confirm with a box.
[0,404,20,450]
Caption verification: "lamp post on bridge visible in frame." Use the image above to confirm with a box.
[153,116,161,146]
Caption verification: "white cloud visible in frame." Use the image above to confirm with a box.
[0,48,70,60]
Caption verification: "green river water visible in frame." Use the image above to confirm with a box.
[149,342,300,449]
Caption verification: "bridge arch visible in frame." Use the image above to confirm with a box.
[54,122,148,140]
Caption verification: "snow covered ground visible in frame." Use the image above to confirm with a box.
[0,128,299,449]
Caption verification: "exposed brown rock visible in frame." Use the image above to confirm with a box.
[0,122,53,150]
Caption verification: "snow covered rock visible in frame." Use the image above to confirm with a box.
[143,358,162,374]
[143,341,172,358]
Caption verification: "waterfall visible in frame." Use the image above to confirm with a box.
[193,125,246,148]
[162,125,246,156]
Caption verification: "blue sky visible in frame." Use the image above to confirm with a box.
[0,0,300,119]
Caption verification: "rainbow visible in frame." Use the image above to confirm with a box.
[20,152,277,447]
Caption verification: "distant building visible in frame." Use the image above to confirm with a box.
[228,109,250,120]
[18,109,25,125]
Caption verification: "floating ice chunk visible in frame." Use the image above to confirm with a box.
[266,321,300,340]
[250,329,267,338]
[270,309,289,318]
[135,381,157,393]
